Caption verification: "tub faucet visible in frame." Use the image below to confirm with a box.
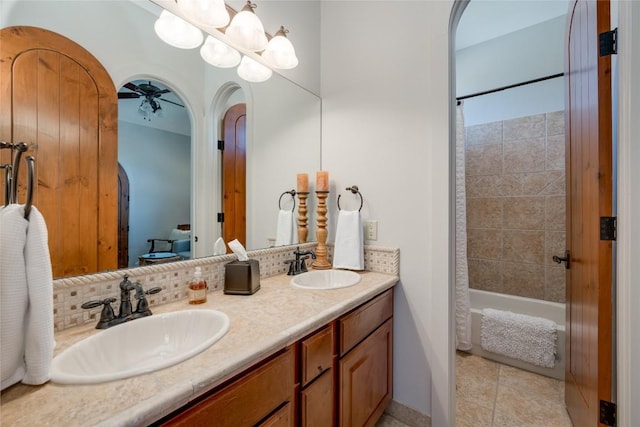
[286,246,316,275]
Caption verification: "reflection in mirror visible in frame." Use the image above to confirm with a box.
[2,0,321,279]
[117,79,191,268]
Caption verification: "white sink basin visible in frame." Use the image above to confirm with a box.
[50,309,230,385]
[291,270,361,290]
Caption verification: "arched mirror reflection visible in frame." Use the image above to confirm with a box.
[117,78,192,268]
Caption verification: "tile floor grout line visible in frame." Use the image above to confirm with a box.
[490,364,502,426]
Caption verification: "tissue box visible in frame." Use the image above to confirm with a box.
[224,259,260,295]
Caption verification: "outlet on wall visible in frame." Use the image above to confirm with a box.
[364,220,378,241]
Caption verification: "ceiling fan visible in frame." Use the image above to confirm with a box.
[118,81,184,119]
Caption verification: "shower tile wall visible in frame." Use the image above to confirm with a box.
[465,111,566,303]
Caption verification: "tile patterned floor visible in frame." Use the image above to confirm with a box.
[456,352,573,426]
[376,414,412,426]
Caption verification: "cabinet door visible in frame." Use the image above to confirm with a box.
[300,370,334,427]
[339,319,392,427]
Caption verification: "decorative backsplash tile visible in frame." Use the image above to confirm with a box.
[52,244,400,331]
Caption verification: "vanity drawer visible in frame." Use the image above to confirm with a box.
[301,324,334,387]
[163,347,294,426]
[339,289,393,356]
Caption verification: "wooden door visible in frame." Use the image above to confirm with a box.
[0,26,118,277]
[564,1,614,425]
[221,103,247,248]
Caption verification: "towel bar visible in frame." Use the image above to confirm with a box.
[337,185,363,212]
[278,189,296,211]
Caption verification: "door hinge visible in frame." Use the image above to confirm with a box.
[600,216,617,241]
[217,140,224,150]
[217,212,224,223]
[599,28,618,57]
[600,400,616,426]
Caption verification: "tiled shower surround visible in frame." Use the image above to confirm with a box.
[52,244,400,332]
[464,111,566,303]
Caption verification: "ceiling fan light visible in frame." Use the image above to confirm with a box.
[261,27,298,69]
[237,55,272,83]
[179,0,230,29]
[154,9,203,49]
[200,36,241,68]
[225,1,268,52]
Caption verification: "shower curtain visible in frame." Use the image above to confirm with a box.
[455,103,472,351]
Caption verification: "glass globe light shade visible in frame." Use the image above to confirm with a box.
[225,2,268,52]
[154,10,203,49]
[179,0,230,29]
[200,36,241,68]
[261,27,298,69]
[237,56,272,83]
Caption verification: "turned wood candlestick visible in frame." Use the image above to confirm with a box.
[297,191,309,243]
[312,190,332,269]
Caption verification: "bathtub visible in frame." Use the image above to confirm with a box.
[468,289,566,380]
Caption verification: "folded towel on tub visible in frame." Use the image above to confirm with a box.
[481,308,557,368]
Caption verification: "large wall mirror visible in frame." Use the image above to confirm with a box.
[1,0,321,278]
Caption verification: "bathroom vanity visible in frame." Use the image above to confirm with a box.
[0,271,397,427]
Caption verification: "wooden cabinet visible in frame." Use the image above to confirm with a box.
[157,288,393,427]
[161,347,294,427]
[298,323,336,426]
[339,290,393,427]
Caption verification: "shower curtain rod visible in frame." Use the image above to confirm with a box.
[456,72,564,103]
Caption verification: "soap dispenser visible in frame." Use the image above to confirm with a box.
[188,267,208,304]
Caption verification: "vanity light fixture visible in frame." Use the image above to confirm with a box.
[152,0,297,82]
[154,9,203,49]
[237,55,272,82]
[261,26,298,70]
[179,0,230,29]
[200,36,241,68]
[224,1,268,52]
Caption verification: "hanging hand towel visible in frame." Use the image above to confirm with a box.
[1,205,55,390]
[332,210,364,270]
[274,209,296,246]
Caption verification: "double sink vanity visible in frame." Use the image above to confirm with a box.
[0,250,399,427]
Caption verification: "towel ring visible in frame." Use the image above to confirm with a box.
[337,185,363,212]
[278,189,296,212]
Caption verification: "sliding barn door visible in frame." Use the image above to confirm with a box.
[0,26,118,277]
[564,1,614,425]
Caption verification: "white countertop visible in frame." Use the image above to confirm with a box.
[0,271,398,427]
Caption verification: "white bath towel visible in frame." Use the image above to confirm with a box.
[1,204,55,390]
[332,210,364,270]
[274,209,296,246]
[481,308,557,368]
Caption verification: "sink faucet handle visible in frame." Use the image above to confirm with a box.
[81,297,117,329]
[145,287,162,295]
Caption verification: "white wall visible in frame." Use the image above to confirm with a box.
[321,1,453,424]
[456,15,566,125]
[617,1,640,425]
[118,122,191,265]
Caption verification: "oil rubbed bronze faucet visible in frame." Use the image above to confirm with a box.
[81,274,162,329]
[286,246,316,275]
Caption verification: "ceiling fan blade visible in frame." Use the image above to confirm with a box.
[124,82,141,93]
[156,89,171,95]
[159,98,185,108]
[118,92,141,99]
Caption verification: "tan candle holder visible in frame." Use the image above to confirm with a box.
[296,191,309,243]
[312,190,332,269]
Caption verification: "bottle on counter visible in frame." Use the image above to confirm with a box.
[188,266,208,304]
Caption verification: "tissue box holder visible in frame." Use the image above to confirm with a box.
[224,259,260,295]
